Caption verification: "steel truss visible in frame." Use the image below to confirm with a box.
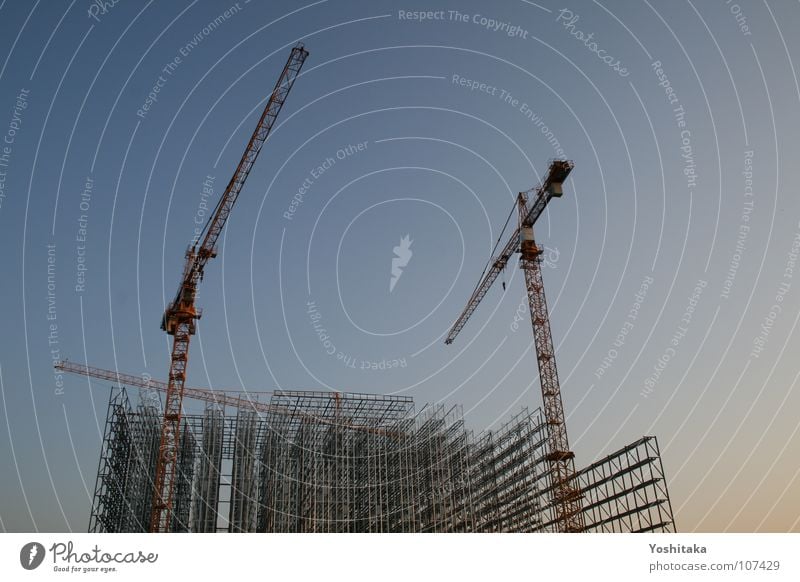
[90,388,675,533]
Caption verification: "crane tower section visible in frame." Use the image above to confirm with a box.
[151,44,308,533]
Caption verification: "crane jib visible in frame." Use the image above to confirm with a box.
[162,44,308,334]
[191,44,307,288]
[153,44,309,533]
[444,160,573,344]
[444,159,582,532]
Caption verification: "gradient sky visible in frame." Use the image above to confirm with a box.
[0,0,799,533]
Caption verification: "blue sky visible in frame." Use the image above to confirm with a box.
[0,0,799,532]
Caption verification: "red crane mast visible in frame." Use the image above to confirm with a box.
[445,160,584,532]
[151,44,309,532]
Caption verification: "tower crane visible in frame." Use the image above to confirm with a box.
[54,361,400,437]
[444,159,584,532]
[153,44,308,532]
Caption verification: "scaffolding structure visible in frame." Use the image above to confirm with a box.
[89,387,675,533]
[89,389,162,533]
[573,436,675,533]
[471,408,552,532]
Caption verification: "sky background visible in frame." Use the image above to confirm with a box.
[0,0,799,533]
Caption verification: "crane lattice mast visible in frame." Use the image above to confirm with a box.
[152,44,308,533]
[445,160,584,532]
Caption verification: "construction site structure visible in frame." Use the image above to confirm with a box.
[445,160,583,532]
[89,386,675,533]
[153,44,308,532]
[55,361,399,437]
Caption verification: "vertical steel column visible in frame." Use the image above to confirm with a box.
[518,193,584,533]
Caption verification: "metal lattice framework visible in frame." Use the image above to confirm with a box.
[90,387,675,533]
[444,160,584,532]
[470,409,552,532]
[90,389,164,533]
[574,437,676,533]
[153,44,308,532]
[518,191,584,532]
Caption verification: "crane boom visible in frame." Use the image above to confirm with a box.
[152,44,308,533]
[444,159,583,532]
[162,44,309,331]
[54,361,400,437]
[444,160,573,344]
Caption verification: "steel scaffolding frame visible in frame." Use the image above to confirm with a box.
[573,436,676,533]
[190,405,224,533]
[89,388,675,533]
[256,390,415,532]
[89,388,162,533]
[471,408,552,532]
